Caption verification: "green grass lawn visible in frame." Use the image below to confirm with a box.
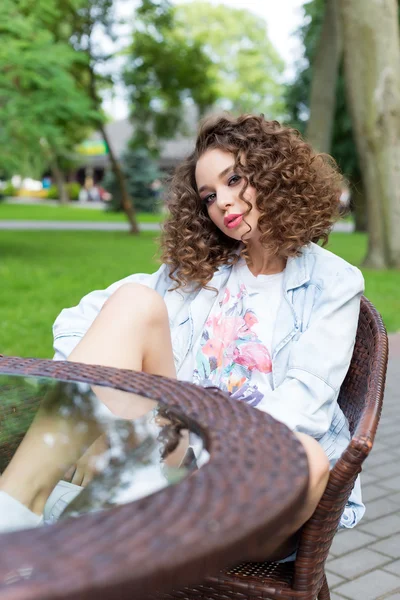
[0,203,163,223]
[0,231,161,358]
[0,230,398,359]
[326,233,400,333]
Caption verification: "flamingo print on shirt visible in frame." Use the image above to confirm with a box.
[193,280,272,408]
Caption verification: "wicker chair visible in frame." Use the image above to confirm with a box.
[164,296,389,600]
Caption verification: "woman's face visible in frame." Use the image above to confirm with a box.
[195,148,261,242]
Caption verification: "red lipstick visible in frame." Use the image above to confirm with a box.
[224,214,243,229]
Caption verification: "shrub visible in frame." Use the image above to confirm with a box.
[104,147,163,213]
[46,183,80,201]
[66,182,80,201]
[2,182,17,197]
[46,185,59,200]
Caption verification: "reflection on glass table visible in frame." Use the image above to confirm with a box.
[0,374,208,533]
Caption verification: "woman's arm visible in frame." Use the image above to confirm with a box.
[256,266,364,437]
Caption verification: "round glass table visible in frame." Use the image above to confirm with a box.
[0,374,204,529]
[0,356,309,600]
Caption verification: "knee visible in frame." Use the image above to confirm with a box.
[295,432,330,490]
[313,447,330,490]
[104,283,168,325]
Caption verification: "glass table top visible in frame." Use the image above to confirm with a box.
[0,373,207,533]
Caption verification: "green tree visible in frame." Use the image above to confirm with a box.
[53,0,216,229]
[306,0,341,154]
[104,146,163,213]
[0,0,98,201]
[174,1,285,117]
[50,0,141,231]
[285,0,366,232]
[124,0,218,151]
[340,0,400,268]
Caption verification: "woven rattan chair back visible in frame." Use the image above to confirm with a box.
[166,296,388,600]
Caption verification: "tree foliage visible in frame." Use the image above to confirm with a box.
[124,0,218,151]
[174,2,285,117]
[0,0,99,178]
[53,0,141,229]
[124,0,285,151]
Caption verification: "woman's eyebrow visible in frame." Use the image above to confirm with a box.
[198,165,235,193]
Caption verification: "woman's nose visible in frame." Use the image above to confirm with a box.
[216,189,233,210]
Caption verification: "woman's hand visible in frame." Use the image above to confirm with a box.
[163,429,190,468]
[64,434,109,487]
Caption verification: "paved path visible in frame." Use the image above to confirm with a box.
[4,198,105,209]
[0,220,161,231]
[0,220,354,232]
[327,333,400,599]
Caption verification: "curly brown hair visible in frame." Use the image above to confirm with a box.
[160,113,342,291]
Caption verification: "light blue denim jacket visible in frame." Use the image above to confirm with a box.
[53,242,365,528]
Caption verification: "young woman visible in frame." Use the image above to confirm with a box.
[0,114,364,560]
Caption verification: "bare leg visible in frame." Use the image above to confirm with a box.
[0,283,177,515]
[69,282,177,419]
[0,408,101,515]
[70,283,176,377]
[250,433,330,561]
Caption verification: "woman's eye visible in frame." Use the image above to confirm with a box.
[204,193,216,204]
[228,175,241,185]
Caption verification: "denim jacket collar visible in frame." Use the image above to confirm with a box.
[284,246,310,291]
[217,244,311,292]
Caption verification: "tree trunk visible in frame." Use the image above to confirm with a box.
[99,123,140,235]
[86,64,139,234]
[51,158,69,205]
[339,0,400,268]
[350,180,368,233]
[306,0,342,153]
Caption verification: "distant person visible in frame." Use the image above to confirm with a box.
[150,178,163,196]
[42,176,51,190]
[83,174,98,202]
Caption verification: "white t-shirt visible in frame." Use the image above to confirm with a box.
[192,259,284,409]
